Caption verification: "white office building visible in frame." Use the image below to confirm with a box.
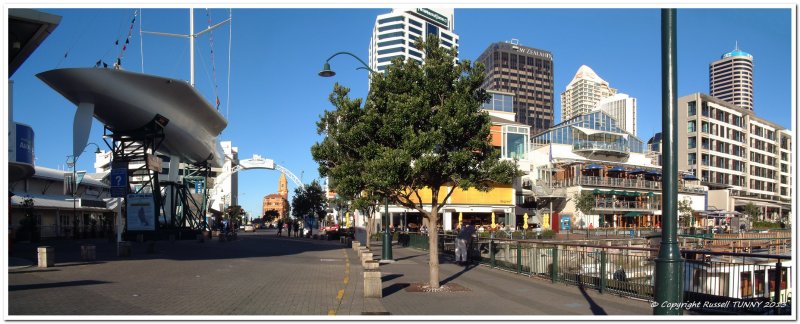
[593,93,637,136]
[561,65,617,122]
[368,8,458,73]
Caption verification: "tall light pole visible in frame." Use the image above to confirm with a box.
[66,142,102,239]
[654,8,684,315]
[318,52,393,262]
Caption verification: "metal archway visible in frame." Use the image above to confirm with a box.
[217,154,302,188]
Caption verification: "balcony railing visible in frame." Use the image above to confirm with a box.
[593,198,661,211]
[572,141,630,156]
[547,176,705,194]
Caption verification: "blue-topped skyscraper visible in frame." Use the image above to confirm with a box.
[709,44,754,111]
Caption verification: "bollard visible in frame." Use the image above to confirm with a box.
[345,237,352,248]
[81,244,96,261]
[118,241,132,257]
[363,260,380,270]
[363,269,382,298]
[37,246,54,268]
[361,252,374,267]
[352,241,361,251]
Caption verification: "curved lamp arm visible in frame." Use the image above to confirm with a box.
[323,51,377,75]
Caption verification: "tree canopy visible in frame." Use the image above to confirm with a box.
[291,180,328,226]
[312,35,519,288]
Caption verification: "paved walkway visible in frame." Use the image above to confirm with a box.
[7,231,653,318]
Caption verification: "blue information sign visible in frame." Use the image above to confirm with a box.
[110,167,128,197]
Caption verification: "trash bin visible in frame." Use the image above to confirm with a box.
[118,241,132,257]
[81,244,96,261]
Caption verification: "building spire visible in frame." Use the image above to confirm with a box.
[735,40,739,51]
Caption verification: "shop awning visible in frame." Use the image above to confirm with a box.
[646,192,655,197]
[608,166,627,172]
[629,169,646,175]
[583,164,603,170]
[682,174,699,181]
[623,212,643,217]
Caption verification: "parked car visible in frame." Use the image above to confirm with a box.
[244,225,255,232]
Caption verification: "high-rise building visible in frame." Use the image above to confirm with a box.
[368,8,458,73]
[709,45,754,111]
[678,93,790,220]
[477,40,554,137]
[561,65,616,122]
[593,93,637,136]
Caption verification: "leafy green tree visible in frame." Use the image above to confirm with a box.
[678,198,694,228]
[742,202,762,222]
[225,205,244,225]
[263,210,280,223]
[573,192,596,228]
[312,35,518,289]
[291,180,328,229]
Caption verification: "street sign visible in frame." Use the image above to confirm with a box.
[110,166,128,197]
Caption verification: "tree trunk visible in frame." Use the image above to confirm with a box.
[428,206,440,289]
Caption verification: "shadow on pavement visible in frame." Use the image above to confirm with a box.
[383,283,410,297]
[9,231,343,265]
[578,284,608,315]
[9,280,111,291]
[382,273,403,281]
[439,262,476,286]
[8,268,61,275]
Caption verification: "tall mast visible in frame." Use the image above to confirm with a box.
[189,8,195,87]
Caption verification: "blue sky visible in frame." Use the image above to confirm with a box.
[10,7,793,217]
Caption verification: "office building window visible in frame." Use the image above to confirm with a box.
[426,23,439,38]
[378,16,404,24]
[688,101,696,116]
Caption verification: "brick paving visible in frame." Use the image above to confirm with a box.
[7,231,654,318]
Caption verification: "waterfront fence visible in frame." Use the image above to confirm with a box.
[408,233,791,315]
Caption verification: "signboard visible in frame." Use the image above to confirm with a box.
[14,123,34,164]
[126,193,156,231]
[110,166,128,197]
[194,181,204,194]
[416,8,448,27]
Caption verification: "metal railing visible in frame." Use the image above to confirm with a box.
[550,176,705,194]
[409,233,791,314]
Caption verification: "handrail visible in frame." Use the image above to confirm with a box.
[430,233,791,260]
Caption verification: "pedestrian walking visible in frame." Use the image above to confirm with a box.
[277,219,284,237]
[287,221,293,237]
[455,221,475,266]
[293,221,300,237]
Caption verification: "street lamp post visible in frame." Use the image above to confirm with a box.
[318,52,393,262]
[66,143,102,239]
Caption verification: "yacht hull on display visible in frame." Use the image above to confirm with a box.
[37,68,227,168]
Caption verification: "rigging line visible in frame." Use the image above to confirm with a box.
[55,10,99,68]
[226,8,233,120]
[207,9,220,109]
[140,8,144,73]
[115,9,139,68]
[196,48,216,101]
[99,9,134,65]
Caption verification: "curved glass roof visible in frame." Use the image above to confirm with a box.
[722,50,753,59]
[532,110,644,154]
